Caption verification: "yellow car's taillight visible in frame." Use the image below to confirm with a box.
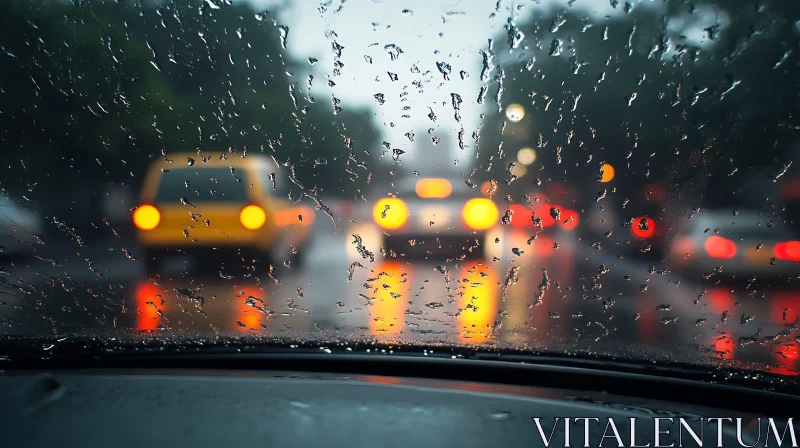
[133,204,161,230]
[462,198,498,231]
[239,205,267,230]
[373,197,408,230]
[274,206,315,227]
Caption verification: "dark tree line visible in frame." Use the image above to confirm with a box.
[0,0,379,227]
[477,0,799,223]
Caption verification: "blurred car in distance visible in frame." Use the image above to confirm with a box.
[668,211,800,281]
[581,198,667,261]
[0,194,43,259]
[494,191,581,260]
[133,152,314,273]
[368,177,499,259]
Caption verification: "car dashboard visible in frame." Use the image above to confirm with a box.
[1,353,797,448]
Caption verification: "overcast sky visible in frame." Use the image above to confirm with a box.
[238,0,723,168]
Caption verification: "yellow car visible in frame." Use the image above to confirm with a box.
[132,152,313,273]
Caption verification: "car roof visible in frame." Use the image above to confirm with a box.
[148,152,278,171]
[395,176,474,196]
[140,152,280,201]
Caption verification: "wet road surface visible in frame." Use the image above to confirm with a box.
[1,221,798,376]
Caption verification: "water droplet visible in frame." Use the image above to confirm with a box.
[477,85,488,105]
[550,13,566,33]
[278,25,289,49]
[480,49,494,82]
[549,39,562,57]
[504,19,525,50]
[384,44,403,61]
[436,61,452,80]
[450,93,463,122]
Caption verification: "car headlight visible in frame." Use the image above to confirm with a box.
[462,198,498,231]
[133,205,161,231]
[240,205,267,230]
[373,197,408,230]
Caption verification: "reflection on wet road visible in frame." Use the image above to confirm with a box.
[1,225,798,376]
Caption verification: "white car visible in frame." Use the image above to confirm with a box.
[668,211,800,280]
[0,194,43,257]
[360,177,500,259]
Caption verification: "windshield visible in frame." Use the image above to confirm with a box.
[155,167,248,203]
[2,0,800,382]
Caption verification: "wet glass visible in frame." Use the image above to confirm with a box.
[1,0,799,381]
[156,168,249,203]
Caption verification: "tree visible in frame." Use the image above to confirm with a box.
[0,0,379,229]
[478,0,799,218]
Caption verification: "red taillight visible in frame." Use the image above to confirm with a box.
[532,236,555,256]
[630,217,655,239]
[508,204,531,229]
[774,241,800,262]
[135,282,161,331]
[704,236,737,259]
[274,206,315,227]
[532,203,557,228]
[670,237,696,262]
[558,209,579,230]
[777,343,800,362]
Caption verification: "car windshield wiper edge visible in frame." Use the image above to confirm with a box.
[1,336,799,416]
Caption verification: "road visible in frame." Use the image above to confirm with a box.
[1,219,798,375]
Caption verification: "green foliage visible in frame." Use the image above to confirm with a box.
[0,0,378,210]
[479,1,797,209]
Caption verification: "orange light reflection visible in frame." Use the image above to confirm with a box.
[235,286,268,331]
[369,262,409,335]
[531,236,555,257]
[134,282,163,331]
[274,206,315,227]
[458,262,499,343]
[712,334,735,360]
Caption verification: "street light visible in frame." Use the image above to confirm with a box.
[510,164,527,178]
[517,148,536,165]
[600,163,615,182]
[505,103,525,122]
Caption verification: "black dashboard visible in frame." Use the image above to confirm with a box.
[1,354,796,447]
